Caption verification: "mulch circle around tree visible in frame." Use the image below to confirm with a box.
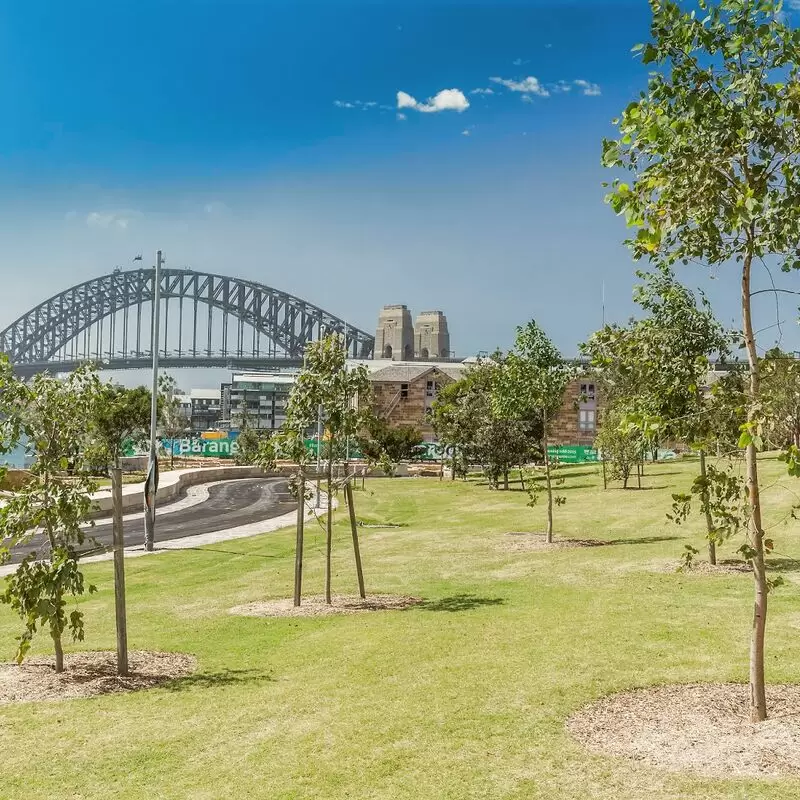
[0,650,196,704]
[499,532,607,552]
[230,594,422,618]
[567,683,800,778]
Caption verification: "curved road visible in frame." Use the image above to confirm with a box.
[7,477,293,564]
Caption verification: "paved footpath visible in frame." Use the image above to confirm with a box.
[1,477,308,573]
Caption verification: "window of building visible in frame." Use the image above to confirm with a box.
[400,383,409,399]
[579,409,596,432]
[580,383,596,401]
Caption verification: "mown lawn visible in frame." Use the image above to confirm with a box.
[1,455,800,799]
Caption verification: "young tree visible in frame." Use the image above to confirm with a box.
[158,375,190,468]
[86,381,152,676]
[493,321,571,542]
[0,368,100,672]
[602,0,800,720]
[260,334,375,604]
[431,373,485,480]
[594,407,644,489]
[760,348,800,449]
[584,268,731,561]
[358,420,423,476]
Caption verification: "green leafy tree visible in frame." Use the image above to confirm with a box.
[0,367,100,672]
[493,321,571,542]
[235,423,271,466]
[602,0,800,720]
[760,348,800,449]
[85,381,153,676]
[158,375,190,468]
[431,371,485,480]
[358,420,423,476]
[584,268,731,561]
[259,334,375,604]
[594,408,645,489]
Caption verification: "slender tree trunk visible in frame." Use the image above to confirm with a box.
[293,470,305,607]
[698,449,716,566]
[52,628,64,674]
[451,446,456,481]
[503,469,509,491]
[325,442,334,605]
[542,411,553,543]
[111,466,129,676]
[742,253,768,723]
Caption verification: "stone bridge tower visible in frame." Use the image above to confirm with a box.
[375,305,414,361]
[414,311,450,360]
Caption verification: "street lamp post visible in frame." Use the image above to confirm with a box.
[143,250,163,551]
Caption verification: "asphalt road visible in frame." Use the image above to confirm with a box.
[6,477,294,564]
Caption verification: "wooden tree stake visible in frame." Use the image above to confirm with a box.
[111,467,129,677]
[345,479,366,599]
[293,471,305,607]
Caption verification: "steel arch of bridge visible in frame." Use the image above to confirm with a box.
[0,268,374,375]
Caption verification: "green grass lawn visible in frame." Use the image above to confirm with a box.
[2,455,800,799]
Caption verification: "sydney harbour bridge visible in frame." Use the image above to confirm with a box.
[0,268,375,377]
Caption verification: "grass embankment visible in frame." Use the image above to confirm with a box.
[1,456,800,799]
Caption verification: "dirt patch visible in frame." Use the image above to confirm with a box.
[568,683,800,778]
[0,650,196,704]
[652,559,751,576]
[230,594,422,618]
[499,532,607,552]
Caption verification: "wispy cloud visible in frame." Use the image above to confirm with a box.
[512,58,529,66]
[490,76,550,97]
[334,99,380,110]
[550,80,572,94]
[573,79,601,96]
[396,88,470,114]
[470,87,495,96]
[788,0,800,10]
[396,112,407,121]
[85,211,138,230]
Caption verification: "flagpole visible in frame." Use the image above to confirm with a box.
[144,250,163,552]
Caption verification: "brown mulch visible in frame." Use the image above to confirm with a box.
[568,683,800,778]
[0,650,196,704]
[230,594,422,618]
[499,532,607,552]
[651,559,752,576]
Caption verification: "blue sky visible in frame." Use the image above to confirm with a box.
[1,0,799,385]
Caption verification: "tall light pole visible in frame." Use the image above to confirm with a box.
[143,250,163,551]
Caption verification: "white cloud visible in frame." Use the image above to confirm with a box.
[396,88,470,113]
[334,99,379,110]
[512,58,529,66]
[396,112,407,121]
[550,80,572,94]
[521,95,533,104]
[490,76,550,97]
[470,87,495,95]
[461,129,471,136]
[86,211,136,230]
[573,79,601,96]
